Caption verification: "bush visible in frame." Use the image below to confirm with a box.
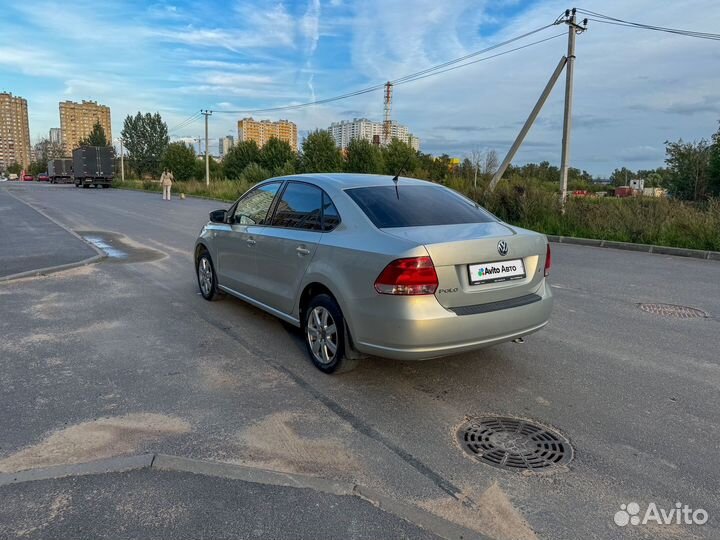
[476,180,720,250]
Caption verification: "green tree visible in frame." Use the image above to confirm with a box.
[7,163,22,175]
[382,138,417,176]
[121,112,169,177]
[345,138,384,174]
[161,142,196,182]
[300,130,343,173]
[28,161,46,175]
[610,167,636,187]
[664,139,712,200]
[709,121,720,197]
[223,140,260,180]
[194,155,222,181]
[241,162,272,183]
[260,137,295,171]
[79,122,109,147]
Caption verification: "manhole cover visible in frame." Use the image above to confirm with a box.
[457,416,573,472]
[638,303,708,319]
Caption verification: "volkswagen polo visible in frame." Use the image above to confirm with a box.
[194,174,553,373]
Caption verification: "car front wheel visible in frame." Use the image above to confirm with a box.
[197,251,219,301]
[304,294,357,374]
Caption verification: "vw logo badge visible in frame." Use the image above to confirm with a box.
[497,240,509,256]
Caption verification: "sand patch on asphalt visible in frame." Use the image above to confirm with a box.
[200,360,288,391]
[0,413,191,473]
[15,321,122,348]
[231,411,357,476]
[418,482,537,540]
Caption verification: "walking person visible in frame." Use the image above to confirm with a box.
[161,168,174,201]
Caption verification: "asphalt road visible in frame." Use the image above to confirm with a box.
[1,182,719,539]
[0,188,96,278]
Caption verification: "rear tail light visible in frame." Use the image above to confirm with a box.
[374,256,438,295]
[544,244,552,277]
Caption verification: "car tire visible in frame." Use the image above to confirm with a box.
[196,251,220,301]
[304,294,358,374]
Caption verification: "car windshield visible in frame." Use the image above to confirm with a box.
[345,184,496,228]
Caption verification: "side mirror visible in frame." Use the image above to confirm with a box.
[209,209,227,223]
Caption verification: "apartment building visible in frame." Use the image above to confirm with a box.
[218,135,234,157]
[0,92,31,170]
[59,100,112,154]
[328,118,420,151]
[237,118,298,152]
[49,127,62,145]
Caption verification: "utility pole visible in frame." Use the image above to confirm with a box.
[559,8,587,205]
[119,137,124,182]
[488,9,586,197]
[201,110,212,187]
[489,56,567,191]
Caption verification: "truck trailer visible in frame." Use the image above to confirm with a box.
[48,158,74,184]
[73,146,114,188]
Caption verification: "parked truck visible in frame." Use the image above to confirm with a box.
[48,158,74,184]
[73,146,114,188]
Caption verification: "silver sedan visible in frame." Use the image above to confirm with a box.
[195,173,553,373]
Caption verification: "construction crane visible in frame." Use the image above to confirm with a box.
[383,81,393,146]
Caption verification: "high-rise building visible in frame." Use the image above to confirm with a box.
[237,118,297,152]
[218,135,234,157]
[328,118,419,151]
[59,100,112,154]
[0,92,31,170]
[49,128,62,145]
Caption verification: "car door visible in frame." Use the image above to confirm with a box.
[249,182,326,314]
[214,181,283,295]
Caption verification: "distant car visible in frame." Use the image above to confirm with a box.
[8,173,18,181]
[194,173,553,374]
[22,174,34,182]
[37,173,50,182]
[0,176,7,182]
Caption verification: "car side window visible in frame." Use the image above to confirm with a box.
[322,193,341,231]
[271,183,323,230]
[231,182,282,225]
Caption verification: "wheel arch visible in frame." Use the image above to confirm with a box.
[297,281,364,359]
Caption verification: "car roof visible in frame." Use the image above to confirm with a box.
[274,173,434,191]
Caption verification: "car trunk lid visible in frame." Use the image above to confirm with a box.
[381,223,547,309]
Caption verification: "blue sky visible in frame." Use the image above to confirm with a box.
[1,0,719,175]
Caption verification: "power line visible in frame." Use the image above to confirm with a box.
[168,112,202,134]
[576,8,720,40]
[394,33,565,86]
[211,23,561,115]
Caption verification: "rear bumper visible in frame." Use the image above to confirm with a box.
[350,280,553,360]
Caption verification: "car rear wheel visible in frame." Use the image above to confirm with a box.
[304,294,357,374]
[197,251,219,301]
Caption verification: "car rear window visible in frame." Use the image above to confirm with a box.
[345,185,495,228]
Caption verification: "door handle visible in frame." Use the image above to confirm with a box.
[296,246,310,255]
[247,238,256,246]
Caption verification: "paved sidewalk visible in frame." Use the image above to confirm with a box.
[0,468,441,539]
[0,187,97,279]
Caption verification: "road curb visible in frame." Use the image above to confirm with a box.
[0,454,154,487]
[0,187,107,282]
[0,454,484,539]
[546,234,720,261]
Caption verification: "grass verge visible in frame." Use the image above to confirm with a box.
[113,178,720,252]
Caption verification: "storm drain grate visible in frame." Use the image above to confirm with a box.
[457,416,573,472]
[638,303,708,319]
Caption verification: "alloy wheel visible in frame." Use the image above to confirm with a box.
[306,306,338,365]
[198,257,213,297]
